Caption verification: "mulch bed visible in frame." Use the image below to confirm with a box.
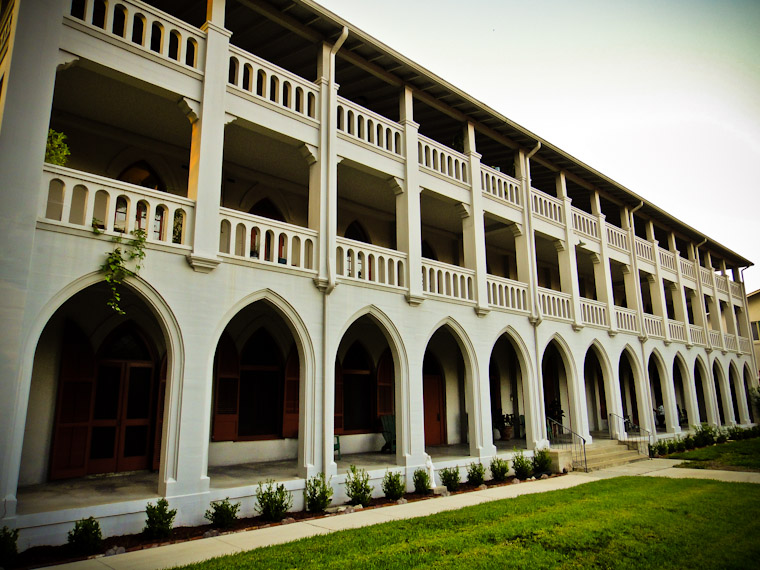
[7,473,564,569]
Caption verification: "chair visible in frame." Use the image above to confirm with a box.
[334,435,341,460]
[380,414,396,453]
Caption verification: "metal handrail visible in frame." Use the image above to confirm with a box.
[546,417,588,472]
[608,412,653,457]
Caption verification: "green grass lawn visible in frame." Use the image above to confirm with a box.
[669,437,760,471]
[172,477,760,569]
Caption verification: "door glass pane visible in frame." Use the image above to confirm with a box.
[123,425,149,457]
[93,365,121,420]
[90,426,116,459]
[127,367,152,419]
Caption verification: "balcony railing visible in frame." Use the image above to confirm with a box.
[658,247,677,272]
[486,275,529,313]
[67,0,206,71]
[571,208,599,240]
[422,259,474,301]
[337,96,402,156]
[531,189,563,225]
[418,135,468,185]
[42,165,193,246]
[709,330,722,349]
[634,237,654,263]
[219,208,317,272]
[730,281,743,298]
[481,165,521,209]
[679,257,696,280]
[643,314,664,338]
[606,223,629,252]
[537,288,572,321]
[580,298,608,327]
[700,267,713,288]
[336,238,406,288]
[689,325,706,346]
[229,45,318,121]
[739,336,751,354]
[668,320,687,343]
[615,307,638,333]
[715,275,729,295]
[723,333,738,352]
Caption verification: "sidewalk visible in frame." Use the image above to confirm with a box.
[53,460,760,570]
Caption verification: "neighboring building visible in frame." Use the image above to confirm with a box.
[747,289,760,379]
[0,0,756,548]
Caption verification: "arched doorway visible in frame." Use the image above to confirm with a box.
[489,333,527,446]
[618,349,647,433]
[694,360,709,424]
[672,357,690,428]
[334,315,397,460]
[712,361,727,425]
[423,353,446,446]
[210,300,300,466]
[583,347,609,434]
[729,364,742,424]
[542,340,573,435]
[23,283,167,484]
[648,354,670,432]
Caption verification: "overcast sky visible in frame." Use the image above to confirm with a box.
[316,0,760,292]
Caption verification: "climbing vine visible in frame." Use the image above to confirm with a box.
[93,220,147,315]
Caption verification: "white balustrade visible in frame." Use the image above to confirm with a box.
[530,189,563,225]
[571,208,599,240]
[709,330,722,349]
[658,247,677,272]
[723,333,738,352]
[336,96,402,155]
[68,0,206,70]
[739,336,751,354]
[580,298,608,327]
[418,135,469,185]
[715,275,729,294]
[730,281,743,298]
[336,237,406,288]
[421,259,475,301]
[679,257,696,280]
[606,223,629,252]
[689,325,706,346]
[481,165,521,208]
[229,45,318,121]
[634,237,654,263]
[643,314,664,338]
[537,287,572,321]
[668,320,687,343]
[615,307,638,333]
[219,208,317,272]
[42,165,194,246]
[486,275,529,313]
[700,267,713,288]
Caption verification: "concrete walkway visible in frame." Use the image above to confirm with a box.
[52,460,760,570]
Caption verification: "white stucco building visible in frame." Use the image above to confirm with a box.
[0,0,756,549]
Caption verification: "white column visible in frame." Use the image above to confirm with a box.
[590,192,617,335]
[185,0,231,273]
[0,0,64,521]
[397,86,424,306]
[555,172,582,330]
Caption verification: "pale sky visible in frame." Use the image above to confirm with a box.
[316,0,760,292]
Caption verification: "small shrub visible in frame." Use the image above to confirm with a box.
[381,471,405,501]
[255,480,293,522]
[666,440,677,454]
[694,423,716,447]
[716,429,728,444]
[675,438,686,452]
[439,466,460,492]
[512,450,532,479]
[67,516,102,554]
[304,472,333,512]
[412,468,431,494]
[532,448,552,474]
[345,465,373,507]
[45,128,70,166]
[1,526,19,566]
[204,497,240,529]
[490,457,509,482]
[684,434,695,450]
[466,462,485,486]
[144,498,176,539]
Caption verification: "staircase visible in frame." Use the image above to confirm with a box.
[583,438,648,471]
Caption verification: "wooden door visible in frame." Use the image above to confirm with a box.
[423,372,446,445]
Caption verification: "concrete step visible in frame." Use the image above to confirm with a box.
[578,440,650,471]
[585,455,649,471]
